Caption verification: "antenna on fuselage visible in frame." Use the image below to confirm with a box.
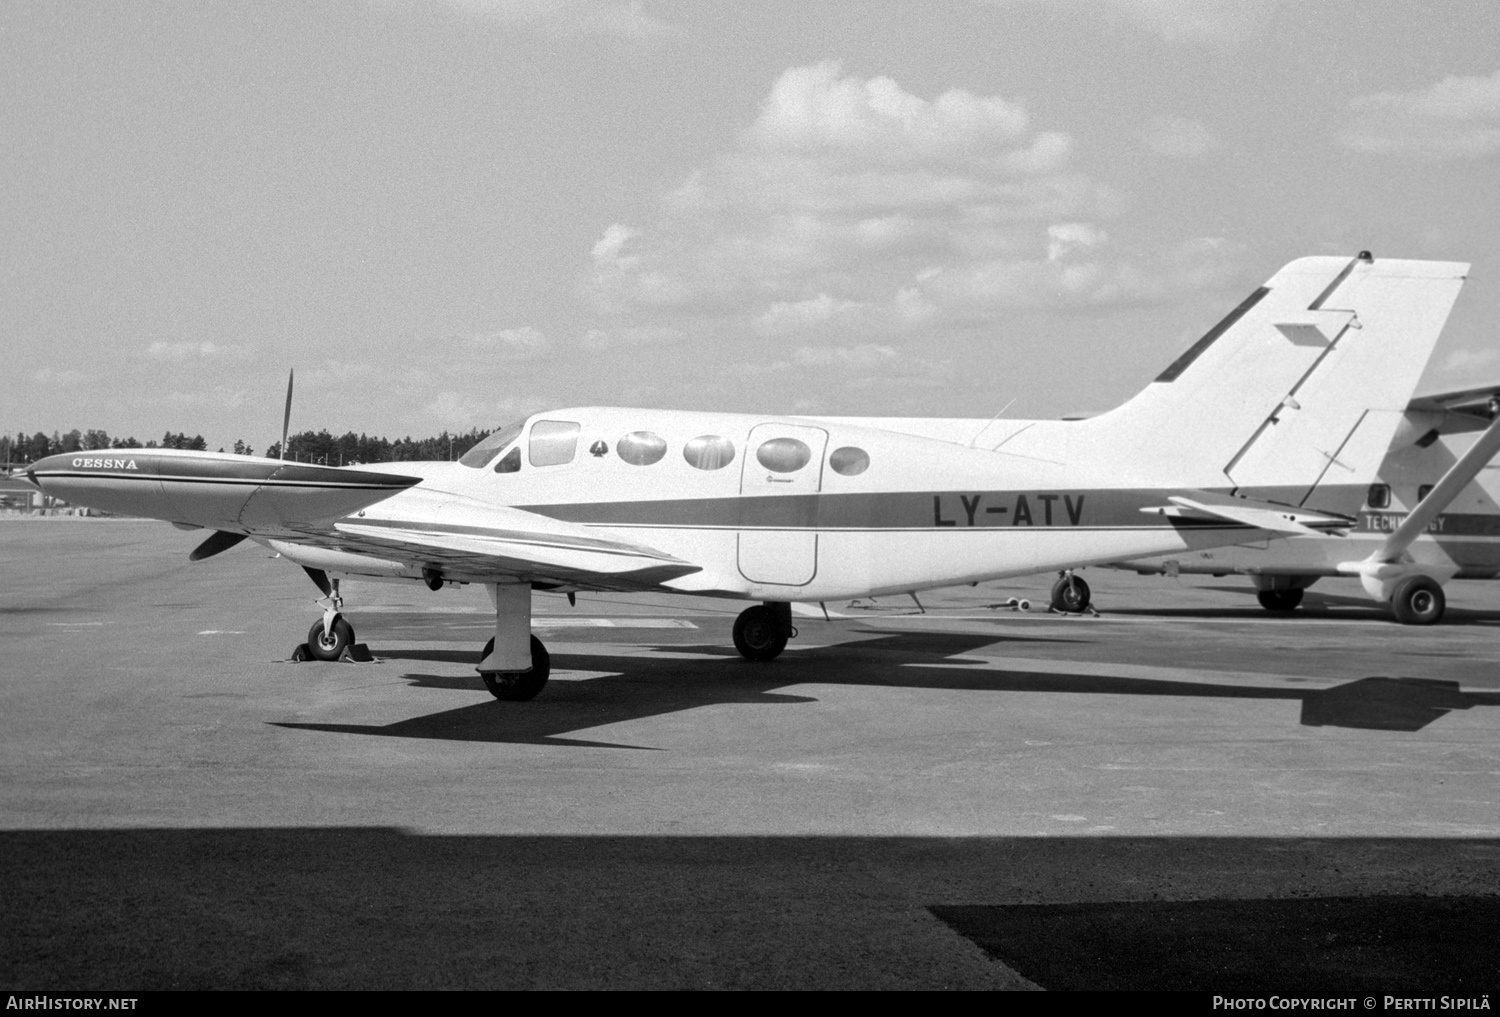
[968,397,1016,447]
[280,369,294,461]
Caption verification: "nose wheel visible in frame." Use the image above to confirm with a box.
[306,616,355,661]
[479,635,551,701]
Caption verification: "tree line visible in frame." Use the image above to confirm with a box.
[2,427,492,467]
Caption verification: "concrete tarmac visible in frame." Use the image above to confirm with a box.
[2,520,1497,989]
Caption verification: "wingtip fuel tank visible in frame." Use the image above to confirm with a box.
[27,449,420,529]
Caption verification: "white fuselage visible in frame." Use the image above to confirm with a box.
[327,407,1293,601]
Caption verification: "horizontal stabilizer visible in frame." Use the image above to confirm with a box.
[1405,383,1500,435]
[1140,491,1354,536]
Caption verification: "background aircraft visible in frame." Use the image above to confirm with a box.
[26,254,1469,700]
[1094,386,1500,624]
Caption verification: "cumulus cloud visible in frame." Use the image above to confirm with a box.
[1438,348,1500,375]
[586,61,1182,338]
[150,385,252,409]
[792,343,898,367]
[1046,223,1108,262]
[1341,69,1500,159]
[984,0,1281,46]
[146,341,242,361]
[579,326,683,350]
[31,368,86,386]
[1141,116,1218,158]
[463,326,549,358]
[754,294,868,336]
[436,0,681,40]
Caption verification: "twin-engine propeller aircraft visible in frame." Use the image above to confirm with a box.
[1105,384,1500,624]
[27,253,1469,700]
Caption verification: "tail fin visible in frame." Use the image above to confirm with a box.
[1076,253,1469,511]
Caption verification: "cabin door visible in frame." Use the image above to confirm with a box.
[737,423,828,586]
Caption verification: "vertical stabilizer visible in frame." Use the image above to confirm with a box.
[1074,254,1468,510]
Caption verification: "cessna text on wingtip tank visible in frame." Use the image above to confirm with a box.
[28,253,1471,701]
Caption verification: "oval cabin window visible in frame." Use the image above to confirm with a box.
[617,431,668,466]
[829,446,870,476]
[683,435,735,471]
[756,437,812,474]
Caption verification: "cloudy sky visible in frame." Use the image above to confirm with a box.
[4,1,1498,450]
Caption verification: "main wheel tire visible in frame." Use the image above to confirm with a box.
[733,605,788,661]
[306,616,354,661]
[479,635,551,701]
[1050,575,1091,612]
[1256,588,1304,613]
[1390,576,1445,626]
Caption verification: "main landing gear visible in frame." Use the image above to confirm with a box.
[478,634,550,701]
[1256,588,1303,612]
[477,582,550,701]
[733,602,794,661]
[1049,571,1092,613]
[1389,575,1445,625]
[1252,576,1317,616]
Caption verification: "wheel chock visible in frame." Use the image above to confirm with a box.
[285,641,377,663]
[340,643,376,663]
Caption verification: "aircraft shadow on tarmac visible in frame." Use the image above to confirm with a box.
[272,631,1500,747]
[5,828,1497,990]
[1117,585,1500,624]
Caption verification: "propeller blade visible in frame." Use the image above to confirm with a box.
[281,368,294,460]
[302,566,332,597]
[189,530,248,562]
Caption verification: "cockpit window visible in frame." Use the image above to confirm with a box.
[495,446,521,474]
[459,421,524,468]
[529,420,580,467]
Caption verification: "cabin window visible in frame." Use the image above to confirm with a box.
[1367,483,1390,509]
[495,446,521,474]
[529,420,580,467]
[683,435,735,471]
[829,446,870,476]
[1418,484,1435,503]
[756,437,812,474]
[459,420,524,468]
[617,431,668,466]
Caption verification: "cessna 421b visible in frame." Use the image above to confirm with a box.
[26,253,1470,700]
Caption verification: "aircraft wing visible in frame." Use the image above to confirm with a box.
[1140,491,1355,537]
[329,510,703,589]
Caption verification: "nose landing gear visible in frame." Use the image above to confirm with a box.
[295,566,364,662]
